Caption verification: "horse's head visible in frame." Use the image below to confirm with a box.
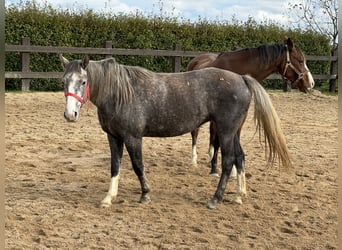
[60,54,90,122]
[280,38,315,93]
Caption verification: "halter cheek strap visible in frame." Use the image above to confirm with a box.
[64,83,91,111]
[282,45,308,86]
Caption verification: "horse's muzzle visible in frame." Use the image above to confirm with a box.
[64,111,79,122]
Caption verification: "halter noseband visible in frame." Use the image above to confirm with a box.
[64,83,90,109]
[282,44,308,86]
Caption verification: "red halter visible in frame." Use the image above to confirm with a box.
[64,83,91,111]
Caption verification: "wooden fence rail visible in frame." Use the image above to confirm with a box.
[5,37,338,91]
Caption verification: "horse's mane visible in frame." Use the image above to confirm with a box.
[257,43,304,64]
[257,44,285,64]
[87,58,153,112]
[63,60,83,77]
[217,43,286,64]
[218,42,303,65]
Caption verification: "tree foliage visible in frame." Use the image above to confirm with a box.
[5,1,331,91]
[288,0,338,47]
[287,0,338,91]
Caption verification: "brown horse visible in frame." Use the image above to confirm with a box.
[187,37,314,176]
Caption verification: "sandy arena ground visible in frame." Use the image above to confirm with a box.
[5,90,337,249]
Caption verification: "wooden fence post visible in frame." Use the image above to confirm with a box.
[173,44,181,72]
[104,41,113,58]
[282,79,292,92]
[329,47,338,92]
[21,37,30,91]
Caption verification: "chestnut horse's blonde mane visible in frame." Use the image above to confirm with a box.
[86,58,153,112]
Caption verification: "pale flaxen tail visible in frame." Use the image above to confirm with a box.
[242,75,292,169]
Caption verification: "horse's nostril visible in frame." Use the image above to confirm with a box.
[64,111,78,122]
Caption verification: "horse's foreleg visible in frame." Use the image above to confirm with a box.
[101,176,120,207]
[209,134,219,176]
[125,137,151,204]
[191,128,199,165]
[101,134,123,207]
[137,174,151,204]
[208,121,216,160]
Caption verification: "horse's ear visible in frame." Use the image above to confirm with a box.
[82,55,90,69]
[59,54,69,68]
[285,37,294,51]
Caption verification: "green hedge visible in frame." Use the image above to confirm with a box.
[5,1,331,91]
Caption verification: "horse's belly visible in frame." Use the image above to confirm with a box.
[144,118,206,137]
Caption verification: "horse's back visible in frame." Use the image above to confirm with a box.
[205,68,252,110]
[166,67,250,97]
[187,53,218,71]
[194,67,251,93]
[106,67,252,138]
[182,67,252,120]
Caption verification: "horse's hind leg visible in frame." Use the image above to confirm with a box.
[125,136,151,204]
[101,134,124,207]
[232,134,247,205]
[227,118,247,180]
[191,128,199,165]
[207,136,235,209]
[208,122,237,179]
[234,117,247,201]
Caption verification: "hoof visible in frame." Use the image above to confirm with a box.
[100,195,113,208]
[207,199,218,209]
[233,196,243,204]
[139,195,151,204]
[191,160,197,166]
[209,172,220,177]
[100,201,112,208]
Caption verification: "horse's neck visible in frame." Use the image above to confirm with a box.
[87,61,135,112]
[216,49,282,81]
[88,83,99,107]
[87,61,113,108]
[87,69,101,107]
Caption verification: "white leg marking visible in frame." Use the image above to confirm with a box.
[241,170,247,196]
[233,172,243,204]
[191,145,197,165]
[233,169,246,204]
[229,165,237,179]
[101,175,120,207]
[208,144,214,160]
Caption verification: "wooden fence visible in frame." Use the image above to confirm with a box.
[5,37,338,91]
